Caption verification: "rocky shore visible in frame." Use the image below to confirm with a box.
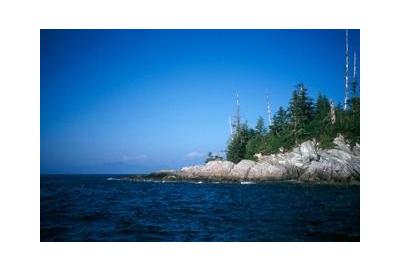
[138,135,360,183]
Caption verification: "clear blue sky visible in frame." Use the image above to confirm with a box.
[40,29,360,174]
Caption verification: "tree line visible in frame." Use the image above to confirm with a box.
[226,83,360,163]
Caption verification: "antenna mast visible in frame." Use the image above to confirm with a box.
[235,92,241,133]
[344,29,350,110]
[351,51,357,96]
[266,94,272,127]
[330,99,336,124]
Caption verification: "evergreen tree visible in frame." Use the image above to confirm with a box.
[263,106,293,152]
[309,94,334,148]
[335,96,360,145]
[288,83,314,144]
[255,116,266,135]
[245,134,263,160]
[226,83,359,163]
[350,96,360,143]
[226,123,252,163]
[270,106,289,136]
[314,94,330,121]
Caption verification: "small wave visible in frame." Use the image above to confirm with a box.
[195,181,203,184]
[240,181,255,185]
[106,177,121,181]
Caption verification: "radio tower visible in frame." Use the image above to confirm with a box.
[266,94,272,128]
[344,29,350,110]
[229,93,241,137]
[351,51,357,96]
[234,92,241,133]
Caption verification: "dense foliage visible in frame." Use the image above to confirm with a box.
[226,83,360,163]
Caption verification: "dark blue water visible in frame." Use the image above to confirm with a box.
[41,175,360,241]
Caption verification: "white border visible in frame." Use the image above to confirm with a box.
[1,0,400,269]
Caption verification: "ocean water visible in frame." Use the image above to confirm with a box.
[41,175,360,242]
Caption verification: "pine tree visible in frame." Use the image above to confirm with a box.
[267,106,294,152]
[226,83,359,162]
[226,123,252,163]
[288,83,314,144]
[255,116,266,135]
[335,96,360,145]
[314,94,330,121]
[270,106,289,136]
[309,94,334,148]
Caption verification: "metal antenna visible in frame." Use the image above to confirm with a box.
[344,29,350,110]
[351,51,357,96]
[266,94,272,127]
[330,99,336,124]
[235,92,241,133]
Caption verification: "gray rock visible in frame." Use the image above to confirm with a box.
[325,149,353,162]
[200,160,235,178]
[299,160,330,181]
[247,162,288,180]
[302,147,360,182]
[230,160,256,179]
[353,143,360,156]
[179,161,235,179]
[180,165,205,177]
[284,151,306,168]
[299,140,319,162]
[333,134,352,153]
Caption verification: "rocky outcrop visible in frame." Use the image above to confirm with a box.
[179,160,235,179]
[247,162,288,180]
[146,135,360,183]
[230,160,257,179]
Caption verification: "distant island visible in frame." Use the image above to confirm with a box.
[138,82,360,183]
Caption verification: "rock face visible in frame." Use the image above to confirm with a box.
[149,135,360,183]
[179,161,235,179]
[230,160,257,179]
[247,162,288,180]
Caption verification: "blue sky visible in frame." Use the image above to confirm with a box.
[40,29,360,174]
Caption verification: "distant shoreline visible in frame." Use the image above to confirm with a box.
[142,135,360,184]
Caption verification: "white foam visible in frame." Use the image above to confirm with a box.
[106,177,120,181]
[240,181,254,185]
